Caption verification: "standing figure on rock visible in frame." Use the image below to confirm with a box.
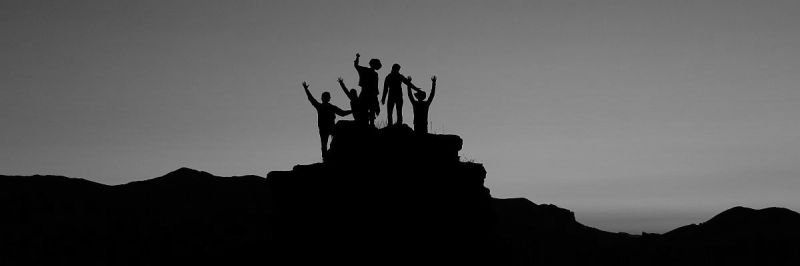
[382,63,421,126]
[353,53,382,127]
[407,76,437,134]
[337,77,365,125]
[303,82,352,158]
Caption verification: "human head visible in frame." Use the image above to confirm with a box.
[322,92,331,103]
[415,90,427,101]
[369,59,382,70]
[391,64,400,73]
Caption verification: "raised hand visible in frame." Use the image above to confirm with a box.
[431,75,437,83]
[302,81,309,89]
[406,75,412,82]
[356,53,360,58]
[337,77,343,83]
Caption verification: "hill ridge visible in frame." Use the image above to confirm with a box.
[1,123,798,264]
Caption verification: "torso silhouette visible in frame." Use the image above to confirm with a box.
[355,65,379,98]
[338,80,366,125]
[384,72,407,101]
[315,102,344,132]
[346,94,365,125]
[410,100,431,133]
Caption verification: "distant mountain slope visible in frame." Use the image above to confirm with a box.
[666,206,800,239]
[0,169,275,265]
[654,206,800,265]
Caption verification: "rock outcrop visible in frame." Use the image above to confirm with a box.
[266,122,492,264]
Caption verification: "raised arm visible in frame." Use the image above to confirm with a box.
[337,77,355,99]
[303,82,320,108]
[353,53,361,68]
[403,75,422,92]
[427,76,437,104]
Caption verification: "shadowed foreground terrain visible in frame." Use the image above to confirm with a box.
[1,122,798,265]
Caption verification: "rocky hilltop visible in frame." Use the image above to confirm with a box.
[1,122,799,265]
[267,122,493,264]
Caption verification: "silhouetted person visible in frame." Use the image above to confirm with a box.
[382,64,421,126]
[337,77,366,125]
[353,53,382,126]
[303,82,352,158]
[407,76,436,134]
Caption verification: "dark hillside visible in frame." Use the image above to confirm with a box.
[1,122,798,265]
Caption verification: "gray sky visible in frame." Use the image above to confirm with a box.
[2,0,799,233]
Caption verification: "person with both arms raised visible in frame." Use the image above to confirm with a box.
[407,75,437,134]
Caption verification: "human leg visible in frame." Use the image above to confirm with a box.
[319,131,329,158]
[369,98,378,126]
[396,99,403,124]
[367,109,374,126]
[387,100,395,126]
